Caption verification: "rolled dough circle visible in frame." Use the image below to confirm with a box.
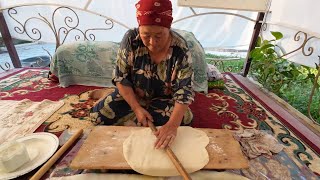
[123,126,209,176]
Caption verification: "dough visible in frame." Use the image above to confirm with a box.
[123,127,209,176]
[169,171,249,180]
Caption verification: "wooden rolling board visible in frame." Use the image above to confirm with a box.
[70,126,248,170]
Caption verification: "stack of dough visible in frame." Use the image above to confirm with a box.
[0,141,30,172]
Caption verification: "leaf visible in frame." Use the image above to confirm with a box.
[262,40,270,46]
[256,37,262,47]
[271,31,283,40]
[280,71,293,78]
[261,44,275,51]
[266,48,276,54]
[265,64,275,75]
[308,74,315,79]
[291,69,300,77]
[251,52,264,61]
[250,48,261,58]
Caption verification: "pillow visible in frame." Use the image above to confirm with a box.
[173,29,208,94]
[50,41,119,87]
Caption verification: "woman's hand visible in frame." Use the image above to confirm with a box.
[133,106,153,127]
[154,122,178,149]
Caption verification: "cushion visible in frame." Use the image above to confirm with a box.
[50,41,119,87]
[174,29,208,93]
[51,30,208,92]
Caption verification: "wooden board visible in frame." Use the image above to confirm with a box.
[70,126,248,170]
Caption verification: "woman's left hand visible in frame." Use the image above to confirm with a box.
[154,123,178,149]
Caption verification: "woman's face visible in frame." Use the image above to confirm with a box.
[139,25,170,54]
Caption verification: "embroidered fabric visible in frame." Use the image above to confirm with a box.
[234,129,284,159]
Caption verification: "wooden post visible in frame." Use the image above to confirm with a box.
[0,11,21,68]
[241,12,265,77]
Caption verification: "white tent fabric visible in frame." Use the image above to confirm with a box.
[0,0,319,67]
[268,0,320,38]
[264,0,320,67]
[0,0,257,51]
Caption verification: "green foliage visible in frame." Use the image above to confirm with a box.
[249,31,320,123]
[249,32,317,94]
[205,53,245,73]
[282,82,320,122]
[208,79,225,89]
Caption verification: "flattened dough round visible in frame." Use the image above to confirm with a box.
[123,127,209,176]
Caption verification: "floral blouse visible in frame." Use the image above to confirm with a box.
[112,28,194,105]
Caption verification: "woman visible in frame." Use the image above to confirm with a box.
[90,0,194,149]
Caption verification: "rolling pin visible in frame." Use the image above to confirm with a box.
[147,121,192,180]
[30,129,83,180]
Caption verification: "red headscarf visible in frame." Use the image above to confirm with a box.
[135,0,173,28]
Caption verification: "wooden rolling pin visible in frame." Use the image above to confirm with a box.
[147,121,192,180]
[30,129,83,180]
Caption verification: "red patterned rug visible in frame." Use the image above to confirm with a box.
[0,68,99,101]
[1,68,319,176]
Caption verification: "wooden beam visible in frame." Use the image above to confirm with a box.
[241,12,264,77]
[178,0,269,12]
[0,11,21,68]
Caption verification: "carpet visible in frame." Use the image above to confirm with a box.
[1,68,319,176]
[0,68,99,101]
[38,91,97,133]
[0,99,64,144]
[36,75,319,175]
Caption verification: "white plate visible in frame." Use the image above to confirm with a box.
[0,132,59,180]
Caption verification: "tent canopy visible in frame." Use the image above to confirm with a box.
[0,0,319,67]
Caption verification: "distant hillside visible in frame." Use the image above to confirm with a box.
[0,37,32,54]
[0,37,31,48]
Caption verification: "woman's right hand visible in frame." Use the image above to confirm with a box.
[133,106,153,127]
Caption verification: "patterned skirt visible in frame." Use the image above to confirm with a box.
[90,88,193,126]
